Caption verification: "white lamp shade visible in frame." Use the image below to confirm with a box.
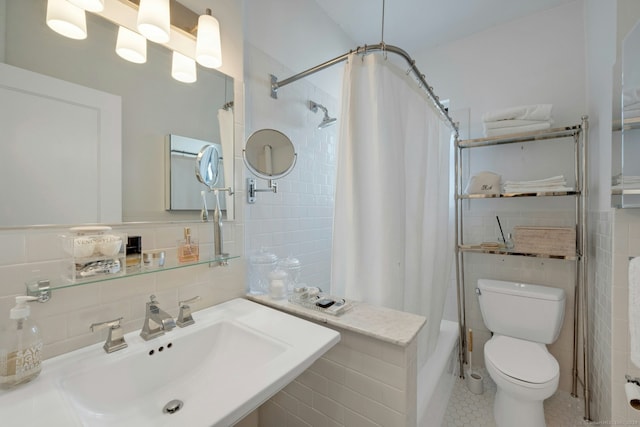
[66,0,104,13]
[116,27,147,64]
[196,14,222,69]
[171,52,197,83]
[137,0,170,44]
[46,0,87,40]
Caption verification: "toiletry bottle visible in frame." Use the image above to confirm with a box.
[126,236,142,271]
[0,296,43,389]
[178,227,199,263]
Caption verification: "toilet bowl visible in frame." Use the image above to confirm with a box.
[484,335,559,427]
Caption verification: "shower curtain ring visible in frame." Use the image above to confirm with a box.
[406,60,415,75]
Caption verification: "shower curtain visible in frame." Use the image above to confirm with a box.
[331,53,454,357]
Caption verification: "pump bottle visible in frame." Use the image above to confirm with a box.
[0,296,43,389]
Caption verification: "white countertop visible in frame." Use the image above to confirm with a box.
[246,294,426,347]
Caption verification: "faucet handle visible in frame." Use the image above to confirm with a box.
[177,296,201,328]
[178,296,201,307]
[90,317,127,353]
[149,294,159,304]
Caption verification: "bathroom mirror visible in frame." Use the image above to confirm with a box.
[165,135,229,215]
[0,0,235,226]
[244,129,297,179]
[613,12,640,208]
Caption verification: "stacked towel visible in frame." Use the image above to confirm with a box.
[482,104,554,137]
[612,174,640,189]
[624,88,640,119]
[503,175,573,194]
[629,257,640,368]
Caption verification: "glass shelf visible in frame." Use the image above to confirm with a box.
[458,190,579,199]
[33,252,240,293]
[457,245,578,261]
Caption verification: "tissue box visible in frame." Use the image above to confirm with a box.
[513,226,576,257]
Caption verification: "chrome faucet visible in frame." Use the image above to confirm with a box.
[140,295,176,341]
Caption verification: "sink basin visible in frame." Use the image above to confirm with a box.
[0,298,340,426]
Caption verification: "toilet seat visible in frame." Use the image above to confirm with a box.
[485,335,559,385]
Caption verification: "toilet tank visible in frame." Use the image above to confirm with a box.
[477,279,566,344]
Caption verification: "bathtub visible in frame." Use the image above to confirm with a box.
[417,319,459,427]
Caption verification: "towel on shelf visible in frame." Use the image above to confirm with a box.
[503,175,572,193]
[484,121,552,137]
[482,104,553,123]
[612,174,640,189]
[483,119,554,130]
[629,257,640,368]
[464,171,501,195]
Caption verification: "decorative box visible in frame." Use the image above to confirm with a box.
[513,226,576,257]
[61,226,127,281]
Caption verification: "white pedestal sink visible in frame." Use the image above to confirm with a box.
[0,298,340,426]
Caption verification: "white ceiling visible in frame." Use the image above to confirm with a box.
[312,0,576,52]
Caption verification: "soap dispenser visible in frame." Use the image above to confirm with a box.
[0,296,43,389]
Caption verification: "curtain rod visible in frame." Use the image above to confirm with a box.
[270,43,459,135]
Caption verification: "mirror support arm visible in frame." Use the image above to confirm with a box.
[247,178,277,204]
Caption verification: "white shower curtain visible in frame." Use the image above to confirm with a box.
[331,53,454,357]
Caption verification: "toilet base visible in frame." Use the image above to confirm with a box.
[494,388,546,427]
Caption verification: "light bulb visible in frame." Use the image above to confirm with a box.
[171,51,197,83]
[137,0,170,44]
[116,27,147,64]
[46,0,87,40]
[196,11,222,69]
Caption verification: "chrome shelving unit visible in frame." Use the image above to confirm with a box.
[454,117,590,421]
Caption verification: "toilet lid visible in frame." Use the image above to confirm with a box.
[485,335,559,384]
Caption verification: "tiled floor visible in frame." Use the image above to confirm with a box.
[442,368,586,427]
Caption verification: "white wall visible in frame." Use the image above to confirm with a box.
[243,0,353,290]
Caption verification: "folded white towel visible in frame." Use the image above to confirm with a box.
[485,122,552,137]
[624,88,640,107]
[503,186,573,194]
[482,104,553,123]
[504,175,566,186]
[629,257,640,368]
[484,119,553,130]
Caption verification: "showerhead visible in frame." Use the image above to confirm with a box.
[308,100,336,129]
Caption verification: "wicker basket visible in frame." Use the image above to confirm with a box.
[513,226,576,256]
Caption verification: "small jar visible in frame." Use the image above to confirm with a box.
[277,256,301,295]
[248,249,278,295]
[268,269,288,300]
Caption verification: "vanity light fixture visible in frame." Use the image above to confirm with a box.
[44,0,223,84]
[67,0,105,13]
[172,51,197,83]
[46,0,88,40]
[196,9,222,69]
[115,26,147,64]
[137,0,171,43]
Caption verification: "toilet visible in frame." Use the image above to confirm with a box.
[476,279,565,427]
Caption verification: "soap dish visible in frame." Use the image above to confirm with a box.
[289,293,353,316]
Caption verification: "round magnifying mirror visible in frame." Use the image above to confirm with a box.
[195,144,221,189]
[243,129,297,179]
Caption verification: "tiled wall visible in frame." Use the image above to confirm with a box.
[243,44,338,291]
[611,208,640,422]
[590,209,613,421]
[0,220,245,360]
[259,326,418,427]
[460,207,579,393]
